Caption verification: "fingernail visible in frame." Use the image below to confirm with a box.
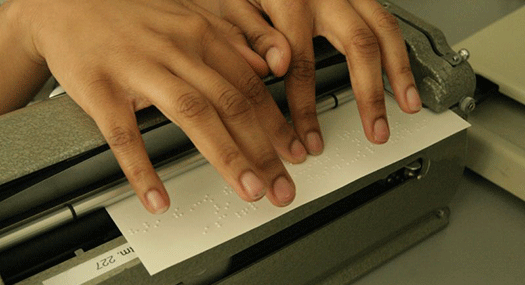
[273,176,295,206]
[290,139,307,161]
[146,189,169,214]
[373,118,390,144]
[241,171,266,200]
[306,131,324,155]
[266,47,283,74]
[406,86,422,112]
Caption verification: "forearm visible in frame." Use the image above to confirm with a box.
[0,1,51,115]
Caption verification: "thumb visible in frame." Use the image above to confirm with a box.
[220,0,292,77]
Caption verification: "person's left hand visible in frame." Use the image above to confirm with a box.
[217,0,422,150]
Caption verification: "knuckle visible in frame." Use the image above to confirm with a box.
[245,29,268,48]
[128,166,150,185]
[348,28,380,58]
[361,89,386,110]
[241,74,267,106]
[188,13,213,35]
[275,120,293,140]
[107,126,139,150]
[373,8,400,33]
[79,71,112,100]
[186,14,216,47]
[227,24,245,39]
[397,64,413,76]
[286,0,308,12]
[176,92,212,119]
[219,146,243,167]
[217,88,252,120]
[254,151,282,173]
[289,55,316,83]
[294,104,317,122]
[243,26,277,52]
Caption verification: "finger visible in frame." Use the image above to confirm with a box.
[182,58,296,207]
[180,1,305,164]
[128,63,256,202]
[261,1,324,155]
[182,0,270,77]
[350,0,421,113]
[315,0,389,144]
[133,59,295,206]
[85,88,170,214]
[220,0,292,77]
[202,31,307,165]
[167,30,298,206]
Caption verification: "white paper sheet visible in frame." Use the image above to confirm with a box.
[106,92,470,275]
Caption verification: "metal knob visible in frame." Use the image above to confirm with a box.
[459,96,476,114]
[458,48,470,61]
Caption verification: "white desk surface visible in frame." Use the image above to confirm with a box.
[356,1,525,284]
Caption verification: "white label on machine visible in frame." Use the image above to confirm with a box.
[43,243,137,285]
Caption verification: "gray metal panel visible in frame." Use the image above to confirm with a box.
[18,130,467,285]
[214,131,466,285]
[0,96,168,185]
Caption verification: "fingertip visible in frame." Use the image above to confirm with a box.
[144,188,170,214]
[289,139,308,163]
[305,131,324,155]
[266,47,287,77]
[272,176,296,207]
[240,171,267,200]
[405,85,422,113]
[372,117,390,144]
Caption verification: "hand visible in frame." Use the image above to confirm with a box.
[218,0,422,147]
[11,0,309,213]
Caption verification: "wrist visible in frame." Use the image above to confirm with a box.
[3,0,47,66]
[0,0,51,114]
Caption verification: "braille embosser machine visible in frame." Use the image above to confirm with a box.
[0,2,478,284]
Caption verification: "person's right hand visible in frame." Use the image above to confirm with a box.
[218,0,422,148]
[9,0,308,213]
